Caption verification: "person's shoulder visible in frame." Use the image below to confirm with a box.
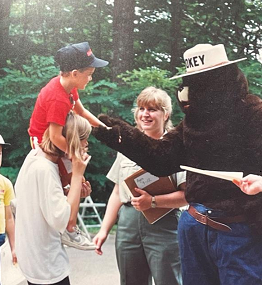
[40,76,59,90]
[245,94,262,108]
[0,173,13,189]
[0,173,10,182]
[39,76,62,98]
[23,151,57,174]
[33,156,57,170]
[243,94,262,121]
[116,152,135,165]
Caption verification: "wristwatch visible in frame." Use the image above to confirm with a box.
[151,196,157,208]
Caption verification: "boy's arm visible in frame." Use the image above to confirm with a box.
[5,205,17,264]
[74,99,107,127]
[49,123,67,153]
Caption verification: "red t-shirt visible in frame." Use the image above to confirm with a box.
[28,76,79,143]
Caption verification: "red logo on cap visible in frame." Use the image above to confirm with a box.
[87,49,92,56]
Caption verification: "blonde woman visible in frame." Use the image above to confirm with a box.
[15,112,92,285]
[93,87,187,285]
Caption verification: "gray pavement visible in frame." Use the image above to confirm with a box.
[1,234,119,285]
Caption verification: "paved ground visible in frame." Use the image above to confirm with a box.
[1,234,119,285]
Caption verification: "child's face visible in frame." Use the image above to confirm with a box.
[74,67,95,90]
[81,138,88,153]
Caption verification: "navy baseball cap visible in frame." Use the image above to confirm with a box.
[55,42,109,72]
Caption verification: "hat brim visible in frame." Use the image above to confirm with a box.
[0,135,10,146]
[0,143,11,146]
[89,57,109,68]
[170,58,247,80]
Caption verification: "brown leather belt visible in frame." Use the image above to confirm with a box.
[188,205,247,232]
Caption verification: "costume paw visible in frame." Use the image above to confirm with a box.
[92,125,121,146]
[98,114,114,127]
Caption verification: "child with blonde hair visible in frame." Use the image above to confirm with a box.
[16,112,93,284]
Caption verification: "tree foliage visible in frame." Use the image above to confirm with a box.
[0,0,261,203]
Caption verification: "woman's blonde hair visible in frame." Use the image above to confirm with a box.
[133,86,173,131]
[40,111,92,160]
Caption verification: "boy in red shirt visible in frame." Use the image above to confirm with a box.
[28,42,108,250]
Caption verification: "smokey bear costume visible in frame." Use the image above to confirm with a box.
[93,44,262,284]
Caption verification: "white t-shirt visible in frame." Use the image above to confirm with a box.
[107,152,186,203]
[15,150,71,284]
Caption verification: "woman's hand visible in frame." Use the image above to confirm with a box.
[131,188,151,211]
[233,174,262,195]
[93,230,108,255]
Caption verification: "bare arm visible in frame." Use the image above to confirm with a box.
[93,184,122,255]
[49,123,67,153]
[74,99,107,127]
[66,154,89,225]
[5,205,17,264]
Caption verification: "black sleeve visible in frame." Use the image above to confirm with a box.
[92,116,186,176]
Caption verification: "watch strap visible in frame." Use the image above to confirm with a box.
[151,196,157,208]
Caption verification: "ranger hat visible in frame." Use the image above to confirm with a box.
[170,44,246,79]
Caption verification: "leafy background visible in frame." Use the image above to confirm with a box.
[0,0,261,208]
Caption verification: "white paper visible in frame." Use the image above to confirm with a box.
[1,240,26,285]
[61,156,73,173]
[134,172,159,189]
[61,155,91,174]
[180,165,243,181]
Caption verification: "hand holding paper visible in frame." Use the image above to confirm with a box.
[233,174,262,195]
[180,165,243,182]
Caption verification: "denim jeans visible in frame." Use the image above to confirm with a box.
[178,203,262,285]
[0,233,6,247]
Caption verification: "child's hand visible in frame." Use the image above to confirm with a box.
[100,121,109,128]
[80,180,92,198]
[72,155,88,177]
[61,173,72,189]
[12,250,17,265]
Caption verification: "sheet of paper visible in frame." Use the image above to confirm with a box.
[180,165,243,181]
[1,240,26,285]
[134,172,159,188]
